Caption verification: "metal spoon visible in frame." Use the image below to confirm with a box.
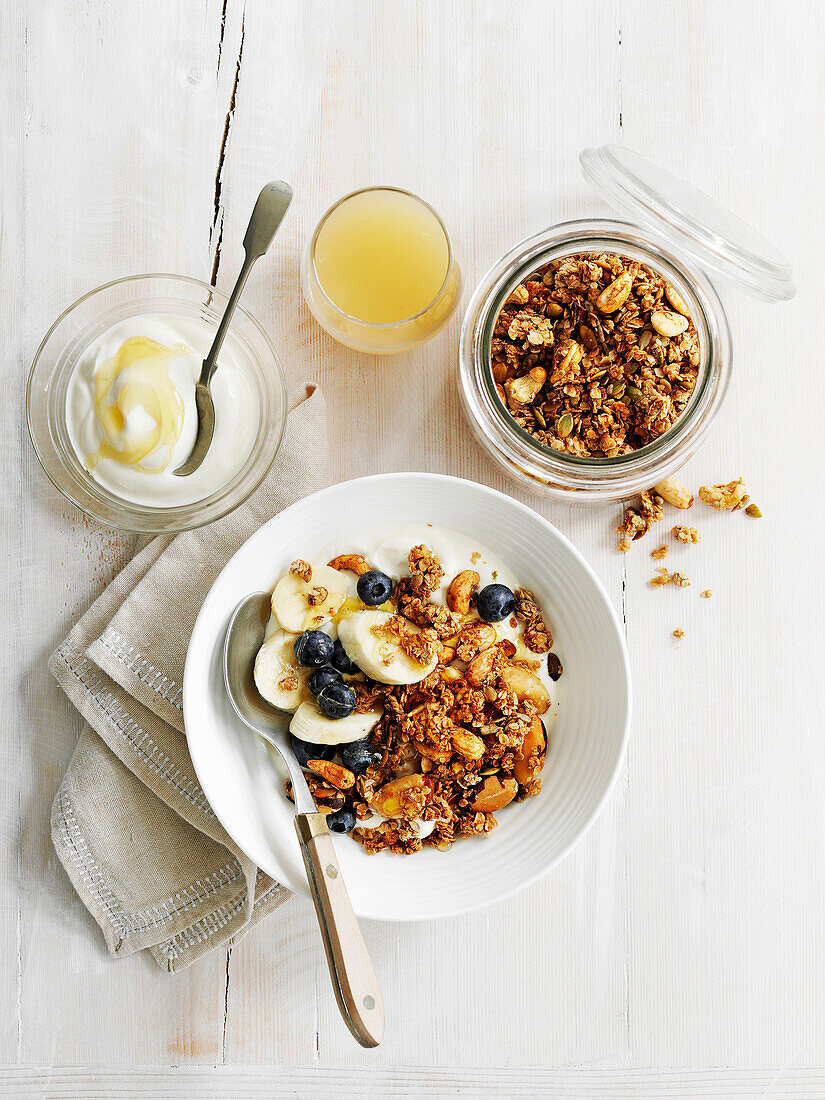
[174,181,293,476]
[223,592,385,1048]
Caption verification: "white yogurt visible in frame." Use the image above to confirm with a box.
[66,314,259,507]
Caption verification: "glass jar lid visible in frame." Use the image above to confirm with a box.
[579,144,795,302]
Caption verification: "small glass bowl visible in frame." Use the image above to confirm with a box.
[300,186,462,354]
[26,274,287,532]
[459,219,732,502]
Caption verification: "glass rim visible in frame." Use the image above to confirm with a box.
[306,185,456,328]
[26,272,288,533]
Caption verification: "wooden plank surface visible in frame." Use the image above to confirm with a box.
[2,0,823,1088]
[3,1066,825,1099]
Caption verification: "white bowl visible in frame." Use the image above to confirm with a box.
[184,474,631,920]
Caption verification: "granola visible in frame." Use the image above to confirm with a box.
[255,531,560,856]
[491,253,700,458]
[649,566,691,589]
[615,489,664,549]
[289,559,312,582]
[672,525,700,544]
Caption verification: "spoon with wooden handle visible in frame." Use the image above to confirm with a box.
[223,592,385,1047]
[175,181,292,476]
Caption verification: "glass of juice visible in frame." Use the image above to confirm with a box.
[300,186,462,354]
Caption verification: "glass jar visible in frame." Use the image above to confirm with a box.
[459,146,794,501]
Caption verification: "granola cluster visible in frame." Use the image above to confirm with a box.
[491,253,700,458]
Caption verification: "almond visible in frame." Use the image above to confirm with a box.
[471,776,518,813]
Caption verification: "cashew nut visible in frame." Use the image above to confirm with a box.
[499,663,550,714]
[447,569,480,615]
[505,366,547,407]
[465,646,500,687]
[455,621,497,662]
[327,554,371,576]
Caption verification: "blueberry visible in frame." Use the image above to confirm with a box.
[327,806,357,834]
[317,681,357,720]
[357,569,393,607]
[291,734,335,767]
[341,738,378,775]
[476,583,516,623]
[330,638,359,675]
[308,666,343,695]
[294,630,334,668]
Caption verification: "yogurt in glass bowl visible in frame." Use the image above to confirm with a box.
[27,274,287,532]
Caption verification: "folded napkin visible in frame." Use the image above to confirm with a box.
[50,386,327,971]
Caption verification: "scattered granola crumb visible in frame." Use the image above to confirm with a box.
[673,628,685,639]
[699,478,749,511]
[672,524,701,544]
[615,489,664,549]
[701,589,712,598]
[745,504,762,518]
[307,586,328,606]
[651,545,669,560]
[671,572,691,588]
[650,567,672,588]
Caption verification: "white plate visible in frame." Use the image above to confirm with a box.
[184,473,631,920]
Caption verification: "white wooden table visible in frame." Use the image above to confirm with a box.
[3,1,824,1095]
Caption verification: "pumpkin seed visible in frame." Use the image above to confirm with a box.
[609,381,626,398]
[745,504,762,518]
[546,653,563,681]
[534,407,546,428]
[556,412,574,438]
[627,386,643,402]
[479,766,500,776]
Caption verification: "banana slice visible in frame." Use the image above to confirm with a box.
[253,629,311,712]
[289,701,382,746]
[270,563,348,632]
[337,610,438,686]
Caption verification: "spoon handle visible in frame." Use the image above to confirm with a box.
[294,813,385,1048]
[199,181,293,388]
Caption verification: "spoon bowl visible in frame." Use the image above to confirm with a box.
[223,592,314,812]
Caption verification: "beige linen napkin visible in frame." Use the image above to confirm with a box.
[50,386,327,971]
